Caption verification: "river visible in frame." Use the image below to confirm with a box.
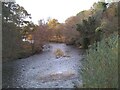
[2,43,84,88]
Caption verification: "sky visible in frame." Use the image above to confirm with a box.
[16,0,101,24]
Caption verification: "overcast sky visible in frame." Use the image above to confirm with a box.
[16,0,102,24]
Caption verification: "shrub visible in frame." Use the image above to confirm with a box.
[54,49,64,58]
[81,33,118,88]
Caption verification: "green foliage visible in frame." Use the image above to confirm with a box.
[76,2,118,87]
[82,38,90,49]
[2,2,31,26]
[81,33,118,88]
[76,1,118,49]
[2,2,33,62]
[95,26,103,42]
[93,2,108,12]
[92,2,108,20]
[76,16,98,48]
[76,17,97,36]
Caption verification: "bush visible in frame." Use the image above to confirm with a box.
[54,49,64,58]
[2,41,33,62]
[82,37,90,49]
[81,33,118,88]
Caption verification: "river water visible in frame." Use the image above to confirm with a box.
[3,43,84,88]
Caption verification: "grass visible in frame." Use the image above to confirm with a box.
[81,33,118,88]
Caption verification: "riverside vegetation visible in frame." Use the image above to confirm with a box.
[2,0,119,88]
[81,33,118,88]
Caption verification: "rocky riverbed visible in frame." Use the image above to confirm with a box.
[2,43,84,88]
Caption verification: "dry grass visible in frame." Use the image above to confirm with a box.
[54,49,64,58]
